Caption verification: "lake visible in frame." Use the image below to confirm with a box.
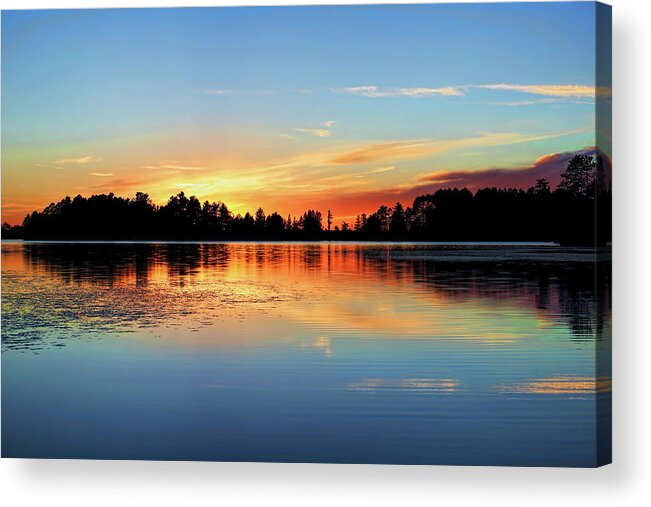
[1,241,611,466]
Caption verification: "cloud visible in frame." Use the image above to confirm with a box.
[295,128,332,138]
[338,85,465,98]
[334,83,610,101]
[35,163,65,171]
[90,175,161,195]
[89,172,114,177]
[475,84,609,98]
[54,155,98,165]
[294,120,337,138]
[331,140,432,164]
[485,98,562,107]
[365,165,396,174]
[202,89,235,95]
[329,130,583,165]
[143,163,204,171]
[2,203,35,210]
[417,147,601,190]
[159,164,203,171]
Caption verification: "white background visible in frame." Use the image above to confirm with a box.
[0,0,649,505]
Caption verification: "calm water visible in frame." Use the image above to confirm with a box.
[1,241,611,466]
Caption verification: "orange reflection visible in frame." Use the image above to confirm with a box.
[497,375,612,395]
[2,242,611,352]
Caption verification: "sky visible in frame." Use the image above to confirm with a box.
[1,3,611,225]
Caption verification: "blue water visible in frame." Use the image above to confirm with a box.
[1,242,611,466]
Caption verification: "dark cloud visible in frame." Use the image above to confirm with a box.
[417,147,608,190]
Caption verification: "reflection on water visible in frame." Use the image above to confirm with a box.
[495,376,613,395]
[348,377,460,393]
[1,242,611,466]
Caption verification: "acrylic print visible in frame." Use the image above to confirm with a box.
[1,2,611,467]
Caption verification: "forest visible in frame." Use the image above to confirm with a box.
[2,154,611,245]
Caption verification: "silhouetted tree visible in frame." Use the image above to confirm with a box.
[532,178,551,195]
[558,154,596,197]
[375,205,391,232]
[254,207,266,234]
[301,210,322,237]
[265,212,285,237]
[363,213,383,237]
[389,202,408,237]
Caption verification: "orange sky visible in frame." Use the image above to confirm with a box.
[2,127,600,226]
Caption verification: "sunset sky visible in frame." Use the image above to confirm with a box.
[1,3,611,225]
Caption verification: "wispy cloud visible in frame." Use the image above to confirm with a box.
[159,164,203,171]
[338,85,465,98]
[366,165,397,174]
[474,83,608,98]
[294,120,337,138]
[330,130,583,165]
[34,163,61,169]
[295,128,332,138]
[202,89,235,95]
[55,155,98,165]
[89,172,114,177]
[143,162,204,171]
[334,83,609,101]
[2,203,36,211]
[331,140,432,164]
[485,98,562,107]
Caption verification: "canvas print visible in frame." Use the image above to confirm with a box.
[1,2,611,467]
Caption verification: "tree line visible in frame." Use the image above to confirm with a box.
[2,154,611,245]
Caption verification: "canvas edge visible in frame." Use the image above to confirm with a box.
[595,0,612,468]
